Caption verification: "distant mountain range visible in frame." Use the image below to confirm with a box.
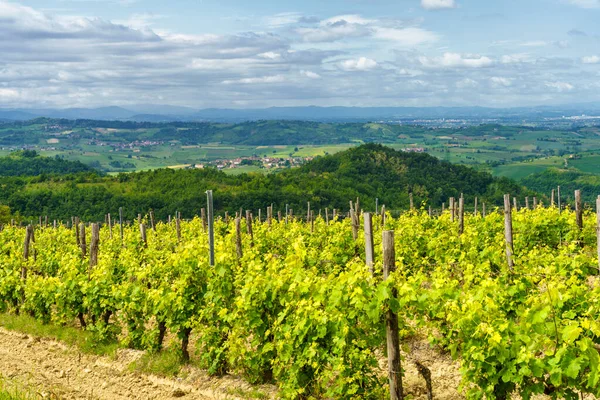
[1,103,600,123]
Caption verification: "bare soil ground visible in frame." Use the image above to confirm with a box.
[0,326,465,399]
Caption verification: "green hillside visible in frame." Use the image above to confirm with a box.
[0,144,534,222]
[0,150,98,176]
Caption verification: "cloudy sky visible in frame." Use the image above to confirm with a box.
[0,0,599,109]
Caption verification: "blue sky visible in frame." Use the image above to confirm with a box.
[1,0,599,109]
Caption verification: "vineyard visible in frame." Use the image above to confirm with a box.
[1,198,600,399]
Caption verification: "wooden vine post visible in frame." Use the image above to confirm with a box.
[382,230,403,400]
[285,204,289,224]
[474,197,478,217]
[235,215,243,260]
[206,190,215,267]
[525,197,529,210]
[176,215,181,243]
[364,213,374,275]
[409,193,414,211]
[381,205,386,227]
[575,190,583,231]
[79,223,87,258]
[533,197,538,208]
[504,194,514,270]
[449,198,455,222]
[140,223,147,247]
[201,208,207,232]
[557,186,562,214]
[246,210,254,245]
[74,217,80,246]
[482,202,486,218]
[307,202,311,225]
[108,213,113,239]
[89,223,100,277]
[458,196,465,235]
[22,225,34,280]
[551,189,555,207]
[149,210,156,231]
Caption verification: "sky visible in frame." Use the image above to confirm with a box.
[0,0,599,109]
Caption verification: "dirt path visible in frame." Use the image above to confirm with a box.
[0,327,276,399]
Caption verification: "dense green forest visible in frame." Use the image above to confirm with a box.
[0,144,533,222]
[521,168,600,203]
[0,150,97,176]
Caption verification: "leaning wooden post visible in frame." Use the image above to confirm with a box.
[206,190,215,267]
[246,210,254,245]
[382,231,403,400]
[557,186,561,214]
[575,190,583,232]
[79,223,87,258]
[596,196,600,274]
[89,223,100,277]
[504,194,514,270]
[235,215,243,260]
[458,196,465,235]
[176,216,181,243]
[364,213,374,275]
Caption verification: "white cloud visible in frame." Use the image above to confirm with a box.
[456,78,478,88]
[501,54,534,64]
[582,55,600,64]
[520,41,548,47]
[222,75,286,85]
[300,70,321,79]
[0,88,19,99]
[373,27,439,46]
[419,53,495,68]
[567,0,600,8]
[113,13,163,30]
[339,57,378,71]
[546,81,574,91]
[490,77,513,87]
[264,12,304,28]
[258,52,282,60]
[421,0,457,10]
[321,14,375,25]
